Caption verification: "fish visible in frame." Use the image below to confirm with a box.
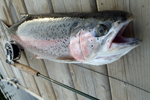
[1,10,142,65]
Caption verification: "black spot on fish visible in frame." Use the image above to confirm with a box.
[121,17,127,22]
[113,17,117,22]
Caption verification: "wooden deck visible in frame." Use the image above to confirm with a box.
[0,0,150,100]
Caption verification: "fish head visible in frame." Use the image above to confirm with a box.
[70,11,142,65]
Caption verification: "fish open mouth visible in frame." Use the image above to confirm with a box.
[110,20,142,48]
[113,24,130,43]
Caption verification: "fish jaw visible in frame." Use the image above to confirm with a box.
[102,16,133,51]
[85,18,142,65]
[103,16,142,56]
[70,12,142,65]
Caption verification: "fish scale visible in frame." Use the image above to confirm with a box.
[16,18,74,58]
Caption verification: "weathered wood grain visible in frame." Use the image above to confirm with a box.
[0,0,41,95]
[18,51,40,94]
[0,0,13,25]
[19,1,57,99]
[1,0,149,100]
[5,0,27,23]
[24,0,51,14]
[31,0,79,100]
[96,0,150,100]
[25,51,56,100]
[0,3,27,87]
[51,0,97,12]
[69,64,111,100]
[44,60,77,100]
[50,0,111,100]
[0,60,7,79]
[0,23,15,78]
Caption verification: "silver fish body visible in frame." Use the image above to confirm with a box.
[5,10,142,65]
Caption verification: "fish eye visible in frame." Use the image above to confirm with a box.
[95,24,108,37]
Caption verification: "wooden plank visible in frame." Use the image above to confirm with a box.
[18,51,40,95]
[23,0,77,100]
[1,0,41,95]
[0,2,28,86]
[25,51,56,100]
[51,0,97,12]
[0,44,12,78]
[69,64,111,100]
[0,0,13,25]
[44,60,77,100]
[109,78,150,100]
[51,0,111,100]
[0,0,15,79]
[21,0,57,99]
[24,0,51,14]
[5,0,27,23]
[96,0,150,100]
[0,60,8,79]
[0,21,15,79]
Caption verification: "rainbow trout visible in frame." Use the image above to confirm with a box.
[2,10,142,65]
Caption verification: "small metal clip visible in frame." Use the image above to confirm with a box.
[1,78,19,89]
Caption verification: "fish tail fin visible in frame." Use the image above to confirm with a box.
[0,20,11,40]
[0,20,9,31]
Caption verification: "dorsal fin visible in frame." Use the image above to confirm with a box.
[20,13,28,19]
